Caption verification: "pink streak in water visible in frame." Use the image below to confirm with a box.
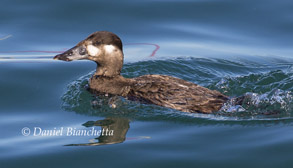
[0,43,160,57]
[125,43,160,57]
[0,50,67,53]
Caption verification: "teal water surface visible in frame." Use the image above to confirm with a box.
[1,0,293,167]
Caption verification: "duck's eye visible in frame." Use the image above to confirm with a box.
[94,41,101,46]
[79,47,86,55]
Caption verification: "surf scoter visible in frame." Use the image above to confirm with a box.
[54,31,229,113]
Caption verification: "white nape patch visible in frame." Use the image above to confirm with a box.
[104,45,116,54]
[87,45,100,56]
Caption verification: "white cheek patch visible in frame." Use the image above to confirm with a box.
[87,45,100,56]
[104,45,116,54]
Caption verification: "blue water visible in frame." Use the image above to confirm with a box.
[1,0,293,167]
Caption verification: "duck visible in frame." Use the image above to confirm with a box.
[54,31,229,113]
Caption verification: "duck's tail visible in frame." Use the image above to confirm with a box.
[219,95,247,113]
[233,95,246,105]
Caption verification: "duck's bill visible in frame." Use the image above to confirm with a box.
[53,46,88,61]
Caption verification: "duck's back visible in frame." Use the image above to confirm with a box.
[128,75,228,113]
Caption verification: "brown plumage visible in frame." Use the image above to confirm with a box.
[54,31,228,113]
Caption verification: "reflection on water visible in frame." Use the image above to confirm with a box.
[66,117,130,146]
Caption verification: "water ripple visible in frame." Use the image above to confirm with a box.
[61,58,293,121]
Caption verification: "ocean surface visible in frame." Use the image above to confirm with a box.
[1,0,293,167]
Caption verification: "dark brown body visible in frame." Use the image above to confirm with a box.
[54,31,229,114]
[89,74,228,113]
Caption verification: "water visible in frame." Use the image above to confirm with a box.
[1,0,293,167]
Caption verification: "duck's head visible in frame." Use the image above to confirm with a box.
[54,31,123,77]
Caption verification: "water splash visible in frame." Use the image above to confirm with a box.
[211,70,293,119]
[221,89,292,114]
